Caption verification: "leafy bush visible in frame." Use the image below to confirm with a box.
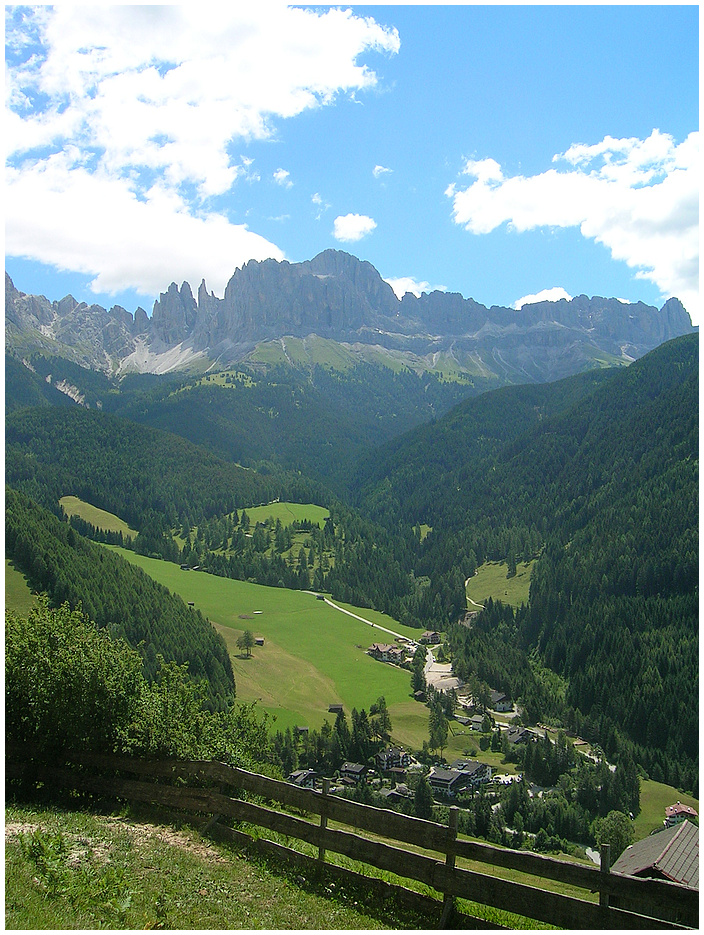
[6,600,143,755]
[6,600,272,769]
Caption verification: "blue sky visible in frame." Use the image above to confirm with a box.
[5,4,700,322]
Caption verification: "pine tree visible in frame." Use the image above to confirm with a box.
[414,775,434,820]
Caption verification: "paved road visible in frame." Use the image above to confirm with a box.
[321,596,414,643]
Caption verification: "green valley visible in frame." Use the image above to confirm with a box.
[5,329,698,885]
[109,547,425,736]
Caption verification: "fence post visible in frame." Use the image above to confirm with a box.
[318,778,330,863]
[599,843,611,910]
[439,805,459,928]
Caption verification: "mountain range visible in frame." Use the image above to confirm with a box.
[5,250,695,385]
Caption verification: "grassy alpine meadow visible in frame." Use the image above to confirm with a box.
[109,547,426,735]
[244,500,329,528]
[5,559,39,616]
[59,496,139,538]
[466,560,535,609]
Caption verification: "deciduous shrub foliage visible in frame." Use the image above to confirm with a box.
[6,600,270,768]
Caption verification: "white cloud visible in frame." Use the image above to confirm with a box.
[5,157,284,298]
[447,130,699,318]
[273,168,293,188]
[5,5,399,295]
[312,192,331,220]
[373,164,393,178]
[333,213,377,242]
[513,287,573,310]
[384,276,446,299]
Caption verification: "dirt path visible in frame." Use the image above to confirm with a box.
[6,815,227,863]
[465,575,485,610]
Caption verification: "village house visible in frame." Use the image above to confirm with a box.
[367,642,405,664]
[287,769,318,789]
[386,765,408,783]
[379,784,413,804]
[469,714,486,731]
[505,726,533,745]
[490,690,513,712]
[340,762,367,783]
[420,630,442,644]
[428,768,473,798]
[449,759,493,786]
[665,801,699,827]
[376,747,411,772]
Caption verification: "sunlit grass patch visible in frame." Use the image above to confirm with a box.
[59,496,138,538]
[466,560,535,609]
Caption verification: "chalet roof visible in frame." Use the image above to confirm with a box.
[341,761,366,773]
[380,785,412,800]
[506,727,532,744]
[611,820,698,889]
[429,768,466,786]
[490,690,507,704]
[288,769,317,784]
[450,759,485,775]
[666,801,698,820]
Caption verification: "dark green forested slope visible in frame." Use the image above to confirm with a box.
[5,406,319,530]
[353,334,698,789]
[5,487,234,710]
[5,354,79,413]
[6,354,479,491]
[112,364,479,490]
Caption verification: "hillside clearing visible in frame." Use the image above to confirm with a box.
[5,559,39,616]
[59,496,138,538]
[244,501,329,528]
[465,560,535,609]
[635,780,700,839]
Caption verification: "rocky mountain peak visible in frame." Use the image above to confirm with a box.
[6,252,696,379]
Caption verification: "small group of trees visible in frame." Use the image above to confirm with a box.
[236,629,255,658]
[270,698,393,778]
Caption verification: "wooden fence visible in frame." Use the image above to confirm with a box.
[6,744,698,930]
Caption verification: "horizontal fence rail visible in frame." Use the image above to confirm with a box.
[6,744,698,930]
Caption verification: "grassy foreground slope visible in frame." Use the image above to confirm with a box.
[111,548,426,737]
[5,802,402,930]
